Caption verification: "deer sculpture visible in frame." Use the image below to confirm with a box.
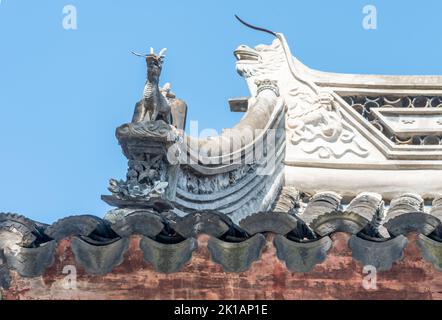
[131,48,172,124]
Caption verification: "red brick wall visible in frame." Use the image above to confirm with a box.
[2,233,442,300]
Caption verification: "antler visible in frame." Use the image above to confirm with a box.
[131,51,147,57]
[158,48,167,57]
[131,47,167,58]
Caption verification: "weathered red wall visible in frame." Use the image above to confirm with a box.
[2,233,442,300]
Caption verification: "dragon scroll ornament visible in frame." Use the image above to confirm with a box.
[285,89,369,159]
[234,16,369,159]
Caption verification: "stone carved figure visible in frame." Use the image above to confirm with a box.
[177,164,256,195]
[160,82,188,130]
[234,40,286,96]
[234,36,369,159]
[285,90,369,159]
[108,155,168,200]
[103,48,187,206]
[132,48,172,124]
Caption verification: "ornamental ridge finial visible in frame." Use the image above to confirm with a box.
[234,14,278,37]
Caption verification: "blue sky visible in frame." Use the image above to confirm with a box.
[1,0,441,223]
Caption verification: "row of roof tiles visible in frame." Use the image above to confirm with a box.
[0,192,442,287]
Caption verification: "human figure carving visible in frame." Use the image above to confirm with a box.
[132,48,172,124]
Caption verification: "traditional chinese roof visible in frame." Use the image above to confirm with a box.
[2,29,442,299]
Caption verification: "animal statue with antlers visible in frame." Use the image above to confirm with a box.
[131,48,172,124]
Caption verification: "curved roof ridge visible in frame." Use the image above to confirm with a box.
[279,33,442,90]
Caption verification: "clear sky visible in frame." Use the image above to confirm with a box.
[1,0,441,223]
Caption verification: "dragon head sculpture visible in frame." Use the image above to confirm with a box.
[234,39,286,96]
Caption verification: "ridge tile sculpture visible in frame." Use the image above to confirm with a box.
[132,48,172,124]
[102,48,186,211]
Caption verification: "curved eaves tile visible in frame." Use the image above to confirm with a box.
[301,192,342,225]
[207,234,266,273]
[430,196,442,220]
[348,235,408,271]
[239,212,298,236]
[0,213,40,247]
[111,211,164,238]
[172,211,231,238]
[309,192,342,208]
[45,215,111,241]
[309,211,369,237]
[271,186,300,213]
[386,194,424,220]
[140,236,197,273]
[0,231,25,253]
[4,240,57,277]
[273,235,332,273]
[71,237,129,275]
[384,212,441,237]
[417,234,442,271]
[346,192,384,222]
